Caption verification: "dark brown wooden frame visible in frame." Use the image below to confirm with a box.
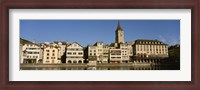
[0,0,199,90]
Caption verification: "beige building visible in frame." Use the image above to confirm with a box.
[43,46,61,64]
[94,42,104,63]
[109,49,122,63]
[133,39,168,63]
[88,45,98,65]
[66,42,84,63]
[126,42,134,57]
[102,45,109,63]
[119,43,130,63]
[87,42,109,63]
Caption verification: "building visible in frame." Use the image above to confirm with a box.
[115,21,124,44]
[109,49,122,63]
[132,39,168,63]
[21,44,43,64]
[87,45,98,65]
[43,46,61,64]
[102,45,109,63]
[93,42,105,63]
[119,43,130,63]
[66,42,84,63]
[20,38,43,64]
[54,42,68,63]
[87,42,109,63]
[20,44,23,63]
[168,44,180,63]
[126,42,134,57]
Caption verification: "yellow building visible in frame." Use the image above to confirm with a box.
[43,46,61,64]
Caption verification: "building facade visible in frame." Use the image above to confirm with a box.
[21,44,43,64]
[102,45,109,63]
[66,42,84,63]
[43,46,61,64]
[133,39,168,63]
[119,43,130,63]
[109,49,122,63]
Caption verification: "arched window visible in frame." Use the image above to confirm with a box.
[73,60,77,63]
[78,60,82,63]
[68,60,72,63]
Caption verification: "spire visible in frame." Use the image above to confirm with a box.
[116,20,123,31]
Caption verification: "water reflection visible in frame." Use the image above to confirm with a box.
[21,65,180,70]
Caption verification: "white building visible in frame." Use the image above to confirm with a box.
[21,44,43,64]
[66,42,84,64]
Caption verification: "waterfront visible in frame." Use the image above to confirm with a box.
[20,64,180,70]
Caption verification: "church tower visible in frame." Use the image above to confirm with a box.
[115,21,124,43]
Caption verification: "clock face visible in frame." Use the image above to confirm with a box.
[120,34,123,36]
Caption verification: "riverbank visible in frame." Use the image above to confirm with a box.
[20,63,152,68]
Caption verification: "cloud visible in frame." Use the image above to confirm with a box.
[158,35,179,45]
[158,35,167,43]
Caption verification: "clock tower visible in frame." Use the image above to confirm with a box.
[115,21,124,43]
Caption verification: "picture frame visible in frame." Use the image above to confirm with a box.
[0,0,199,89]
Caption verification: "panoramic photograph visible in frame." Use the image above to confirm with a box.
[20,20,180,70]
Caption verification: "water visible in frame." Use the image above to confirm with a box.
[20,64,180,70]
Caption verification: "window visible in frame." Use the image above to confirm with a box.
[46,50,49,52]
[94,50,96,52]
[47,53,49,56]
[78,52,83,55]
[73,52,76,55]
[67,52,72,55]
[52,53,55,56]
[52,50,55,52]
[47,57,49,59]
[34,52,38,54]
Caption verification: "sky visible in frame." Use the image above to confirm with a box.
[20,20,180,46]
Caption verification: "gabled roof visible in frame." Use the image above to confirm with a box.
[67,42,83,48]
[93,42,104,46]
